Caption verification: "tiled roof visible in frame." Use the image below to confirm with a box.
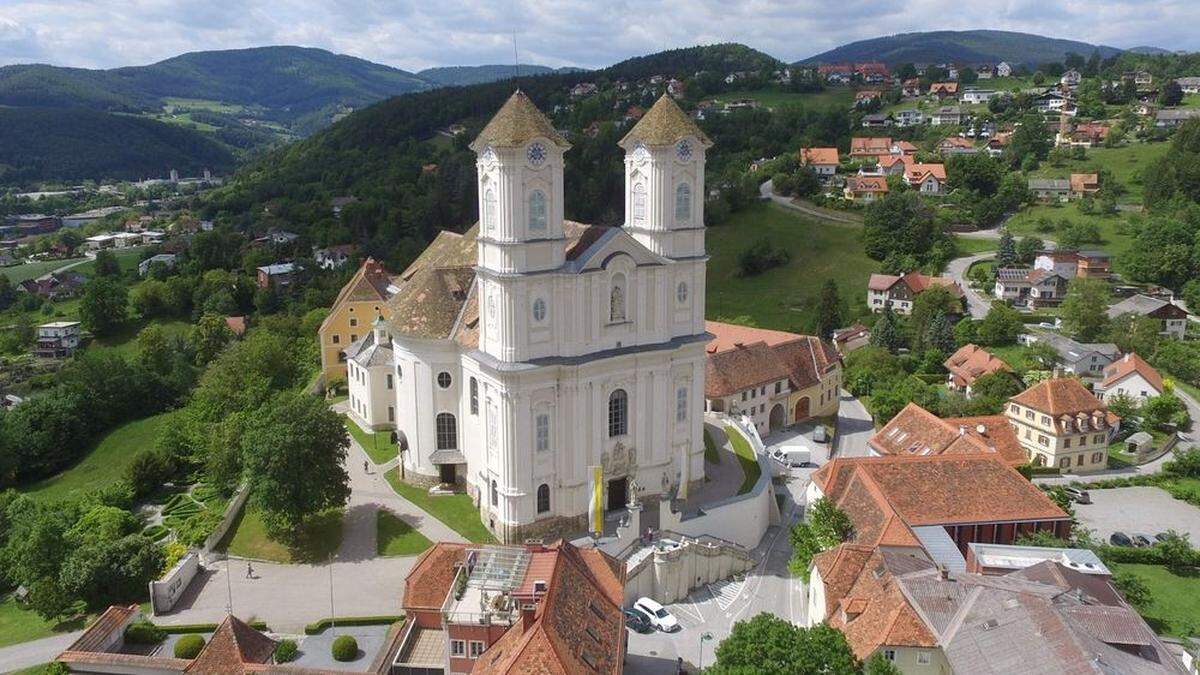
[320,257,396,334]
[944,343,1012,388]
[812,544,874,608]
[404,542,469,611]
[938,136,975,149]
[1102,352,1164,392]
[867,271,963,297]
[386,228,477,340]
[704,320,801,354]
[1070,173,1100,193]
[704,322,840,398]
[832,322,869,344]
[800,147,839,165]
[869,403,1024,466]
[846,175,888,193]
[185,615,277,674]
[66,604,138,652]
[1010,377,1106,417]
[619,94,711,147]
[849,137,892,154]
[471,91,568,150]
[825,548,938,659]
[906,163,946,183]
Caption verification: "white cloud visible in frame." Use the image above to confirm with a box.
[0,0,1196,71]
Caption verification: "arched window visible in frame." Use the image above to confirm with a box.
[532,298,547,322]
[528,190,547,232]
[535,413,550,452]
[608,389,628,437]
[609,274,626,323]
[676,386,688,422]
[490,479,498,507]
[632,181,647,224]
[469,377,479,415]
[436,413,457,450]
[676,281,688,304]
[675,182,692,222]
[483,187,497,233]
[537,484,550,513]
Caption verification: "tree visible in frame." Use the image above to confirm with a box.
[1112,570,1152,611]
[1160,80,1184,107]
[78,278,128,336]
[869,375,939,423]
[815,279,844,339]
[976,303,1023,346]
[92,250,120,277]
[864,652,904,675]
[1006,113,1052,168]
[190,313,235,366]
[996,230,1018,269]
[136,325,172,375]
[970,370,1023,401]
[1016,237,1044,265]
[870,307,904,353]
[909,286,961,353]
[1141,393,1188,429]
[710,614,859,675]
[241,392,350,541]
[862,191,943,263]
[1060,278,1111,341]
[788,498,853,579]
[925,313,957,355]
[1107,314,1162,358]
[954,318,979,347]
[1022,342,1061,372]
[0,274,15,312]
[948,153,1003,196]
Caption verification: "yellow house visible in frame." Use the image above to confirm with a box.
[318,258,396,385]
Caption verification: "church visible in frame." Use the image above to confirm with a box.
[344,92,712,543]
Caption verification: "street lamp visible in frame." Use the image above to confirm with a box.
[698,631,714,671]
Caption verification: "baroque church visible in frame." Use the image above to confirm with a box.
[344,92,712,543]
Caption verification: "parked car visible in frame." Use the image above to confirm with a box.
[812,426,829,444]
[1064,487,1091,504]
[1155,532,1175,543]
[623,607,653,633]
[634,597,680,633]
[1110,532,1133,547]
[770,445,811,468]
[1131,533,1153,547]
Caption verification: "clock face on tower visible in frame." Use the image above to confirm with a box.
[676,139,693,161]
[633,145,650,164]
[527,142,547,166]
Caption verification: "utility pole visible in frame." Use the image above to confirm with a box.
[328,553,336,636]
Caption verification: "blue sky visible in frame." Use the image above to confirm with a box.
[0,0,1195,70]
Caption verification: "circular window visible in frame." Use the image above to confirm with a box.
[676,281,688,304]
[437,372,452,389]
[533,298,547,322]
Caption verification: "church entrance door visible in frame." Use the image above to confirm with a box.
[608,477,628,511]
[439,463,456,484]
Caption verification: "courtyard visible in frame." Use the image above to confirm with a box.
[1074,486,1200,543]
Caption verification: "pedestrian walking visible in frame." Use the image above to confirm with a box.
[246,562,254,579]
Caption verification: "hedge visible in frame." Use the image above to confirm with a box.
[158,620,268,634]
[304,615,403,635]
[124,621,165,645]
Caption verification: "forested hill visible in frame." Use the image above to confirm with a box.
[606,44,782,79]
[800,30,1124,67]
[417,64,582,87]
[0,107,235,184]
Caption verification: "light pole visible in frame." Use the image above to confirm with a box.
[698,631,713,671]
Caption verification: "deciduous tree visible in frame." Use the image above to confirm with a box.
[1060,278,1111,341]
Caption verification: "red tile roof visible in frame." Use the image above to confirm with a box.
[66,604,138,652]
[800,147,839,165]
[824,548,938,659]
[846,175,889,194]
[1010,377,1107,417]
[849,137,892,156]
[185,615,277,674]
[869,403,1025,466]
[704,321,840,398]
[1070,173,1100,193]
[867,271,963,298]
[905,163,946,183]
[944,343,1012,388]
[404,542,469,611]
[1102,352,1163,393]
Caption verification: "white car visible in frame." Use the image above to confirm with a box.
[633,597,679,632]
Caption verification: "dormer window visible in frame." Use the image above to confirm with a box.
[528,189,547,232]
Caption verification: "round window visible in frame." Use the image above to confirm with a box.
[437,372,452,389]
[676,281,688,304]
[533,298,547,322]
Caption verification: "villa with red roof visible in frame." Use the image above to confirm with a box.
[867,271,963,315]
[1006,376,1118,472]
[869,402,1026,467]
[943,344,1013,396]
[799,147,839,176]
[1098,353,1164,403]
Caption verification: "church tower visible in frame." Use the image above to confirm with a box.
[618,95,712,259]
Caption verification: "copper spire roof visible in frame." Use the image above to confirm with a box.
[619,94,711,147]
[471,90,568,151]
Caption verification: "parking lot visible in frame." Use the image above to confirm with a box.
[1074,486,1200,544]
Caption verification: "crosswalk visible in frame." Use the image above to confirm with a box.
[707,575,745,612]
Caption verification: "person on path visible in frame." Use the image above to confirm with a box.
[246,562,254,579]
[363,461,369,475]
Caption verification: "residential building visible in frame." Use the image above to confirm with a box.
[799,147,839,176]
[849,136,893,159]
[1006,376,1117,471]
[965,541,1110,576]
[929,106,963,126]
[904,163,946,194]
[570,82,598,97]
[1106,295,1189,339]
[1070,173,1100,198]
[960,88,997,104]
[860,113,890,128]
[703,321,842,435]
[395,539,624,674]
[137,253,176,277]
[875,154,908,176]
[1034,91,1070,113]
[976,65,995,80]
[1155,109,1200,127]
[255,262,295,288]
[331,195,358,217]
[843,174,888,202]
[890,140,918,156]
[855,62,890,82]
[900,79,922,98]
[314,244,355,270]
[1060,69,1082,87]
[1030,333,1120,377]
[10,214,60,236]
[1059,122,1109,147]
[992,268,1070,308]
[929,82,959,99]
[34,321,82,358]
[1176,76,1200,94]
[61,206,126,229]
[18,270,87,300]
[1029,178,1071,201]
[1099,352,1164,402]
[832,322,870,354]
[935,135,977,155]
[869,402,1026,466]
[339,93,712,543]
[225,315,247,338]
[1034,251,1081,278]
[943,344,1013,396]
[867,271,963,315]
[1073,250,1112,279]
[319,257,397,383]
[855,90,882,105]
[892,108,923,127]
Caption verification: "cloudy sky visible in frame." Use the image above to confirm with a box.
[1,0,1196,71]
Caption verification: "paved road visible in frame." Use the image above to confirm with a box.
[758,180,862,227]
[0,632,83,673]
[944,252,995,319]
[833,390,875,458]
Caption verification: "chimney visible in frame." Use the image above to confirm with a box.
[1124,353,1131,363]
[975,424,988,436]
[520,603,537,630]
[1052,367,1065,379]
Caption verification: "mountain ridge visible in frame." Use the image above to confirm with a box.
[799,29,1125,66]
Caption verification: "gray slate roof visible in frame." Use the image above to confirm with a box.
[1107,294,1171,319]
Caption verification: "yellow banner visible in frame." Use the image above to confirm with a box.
[588,465,603,535]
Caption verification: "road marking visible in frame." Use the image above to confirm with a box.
[707,576,745,612]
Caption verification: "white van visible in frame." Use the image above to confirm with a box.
[770,445,811,468]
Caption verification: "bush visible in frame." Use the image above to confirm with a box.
[125,620,166,645]
[331,635,358,662]
[174,634,206,658]
[736,238,790,277]
[303,615,404,634]
[274,639,298,663]
[126,448,176,497]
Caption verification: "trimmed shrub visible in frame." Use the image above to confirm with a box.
[125,621,166,645]
[174,634,205,658]
[274,639,298,663]
[331,635,358,662]
[303,615,404,635]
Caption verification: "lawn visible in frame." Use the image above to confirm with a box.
[714,88,854,111]
[1028,142,1170,203]
[219,505,344,563]
[376,509,433,556]
[706,202,879,331]
[20,410,181,501]
[0,257,86,284]
[951,236,999,255]
[72,247,145,276]
[384,469,495,543]
[89,318,192,357]
[1109,563,1200,636]
[724,424,762,494]
[344,416,398,465]
[1003,203,1135,261]
[0,596,88,649]
[703,428,720,464]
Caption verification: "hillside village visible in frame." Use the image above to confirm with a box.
[6,31,1200,675]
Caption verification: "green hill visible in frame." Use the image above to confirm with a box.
[417,64,580,87]
[800,30,1123,67]
[0,107,235,184]
[607,43,782,80]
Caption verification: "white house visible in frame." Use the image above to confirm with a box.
[960,89,997,104]
[1099,353,1164,403]
[996,62,1013,77]
[34,321,82,358]
[1060,70,1082,87]
[892,109,923,127]
[929,106,963,126]
[343,93,710,545]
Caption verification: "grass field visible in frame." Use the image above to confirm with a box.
[706,202,878,331]
[72,247,145,276]
[951,236,999,255]
[714,88,854,110]
[1110,563,1200,636]
[0,596,88,649]
[220,505,344,563]
[0,257,87,284]
[20,410,180,501]
[1003,203,1134,261]
[344,416,398,465]
[1029,142,1170,202]
[724,424,762,494]
[89,318,192,357]
[162,97,247,113]
[376,509,433,556]
[384,469,495,543]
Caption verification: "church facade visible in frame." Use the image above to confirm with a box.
[345,92,712,543]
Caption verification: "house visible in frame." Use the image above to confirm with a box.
[1155,108,1200,127]
[314,243,355,270]
[1074,250,1112,278]
[996,61,1013,77]
[903,163,946,194]
[1035,90,1071,113]
[1007,375,1117,472]
[331,195,359,217]
[890,140,918,156]
[867,271,963,315]
[935,135,977,155]
[1106,295,1189,339]
[137,253,176,277]
[843,174,889,202]
[1034,251,1080,278]
[976,65,995,79]
[929,82,959,99]
[11,214,60,236]
[929,106,963,126]
[1029,332,1120,377]
[901,78,922,98]
[1029,178,1071,201]
[34,321,82,358]
[225,315,248,338]
[1099,352,1164,402]
[1176,76,1200,94]
[892,108,923,127]
[319,257,397,383]
[855,62,890,82]
[960,88,997,104]
[875,154,908,176]
[965,541,1110,576]
[703,321,842,435]
[832,323,870,354]
[849,136,893,158]
[943,344,1014,396]
[992,268,1070,308]
[84,233,117,251]
[1070,173,1100,198]
[1060,122,1109,147]
[860,113,890,128]
[255,262,295,288]
[818,63,854,82]
[1060,69,1082,87]
[255,229,300,247]
[61,206,126,229]
[869,402,1026,465]
[570,82,598,97]
[799,147,840,176]
[18,271,87,300]
[395,540,625,674]
[855,90,882,105]
[666,78,685,98]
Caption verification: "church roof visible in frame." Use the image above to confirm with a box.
[471,91,568,151]
[620,95,711,148]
